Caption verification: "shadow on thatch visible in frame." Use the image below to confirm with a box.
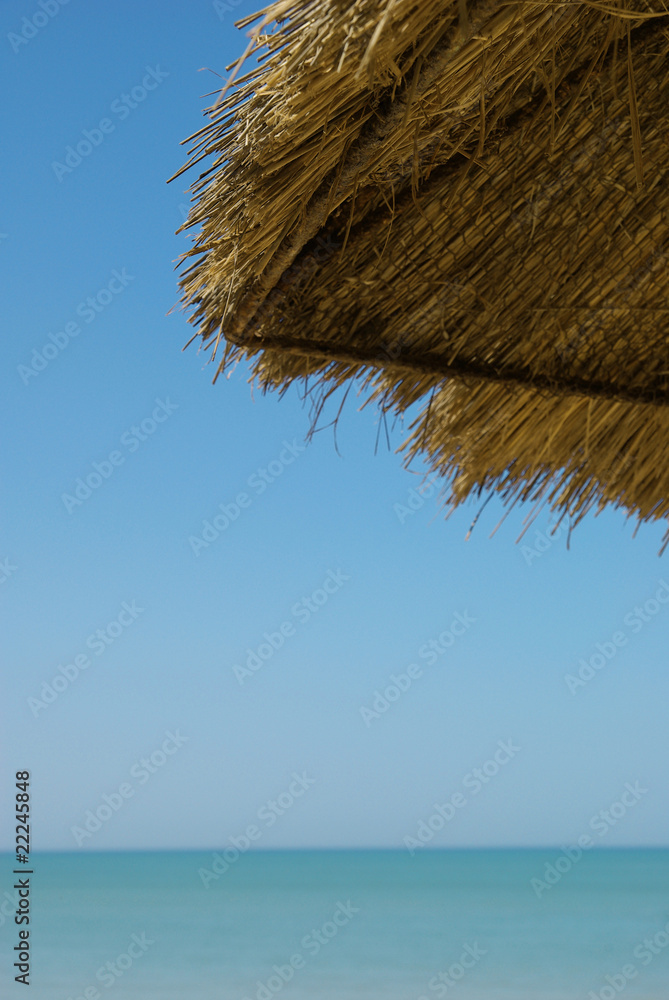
[172,0,669,546]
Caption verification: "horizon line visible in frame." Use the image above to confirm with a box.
[2,844,668,855]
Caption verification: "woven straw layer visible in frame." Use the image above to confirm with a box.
[174,0,669,541]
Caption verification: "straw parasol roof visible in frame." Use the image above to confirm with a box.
[173,0,669,544]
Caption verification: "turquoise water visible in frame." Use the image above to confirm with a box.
[2,850,668,999]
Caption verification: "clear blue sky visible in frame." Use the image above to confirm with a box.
[2,0,668,853]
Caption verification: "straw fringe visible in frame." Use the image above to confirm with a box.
[174,0,669,543]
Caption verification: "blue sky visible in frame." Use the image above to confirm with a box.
[2,0,668,853]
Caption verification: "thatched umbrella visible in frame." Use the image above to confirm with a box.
[172,0,669,544]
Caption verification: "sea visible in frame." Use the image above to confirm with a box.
[2,849,668,999]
